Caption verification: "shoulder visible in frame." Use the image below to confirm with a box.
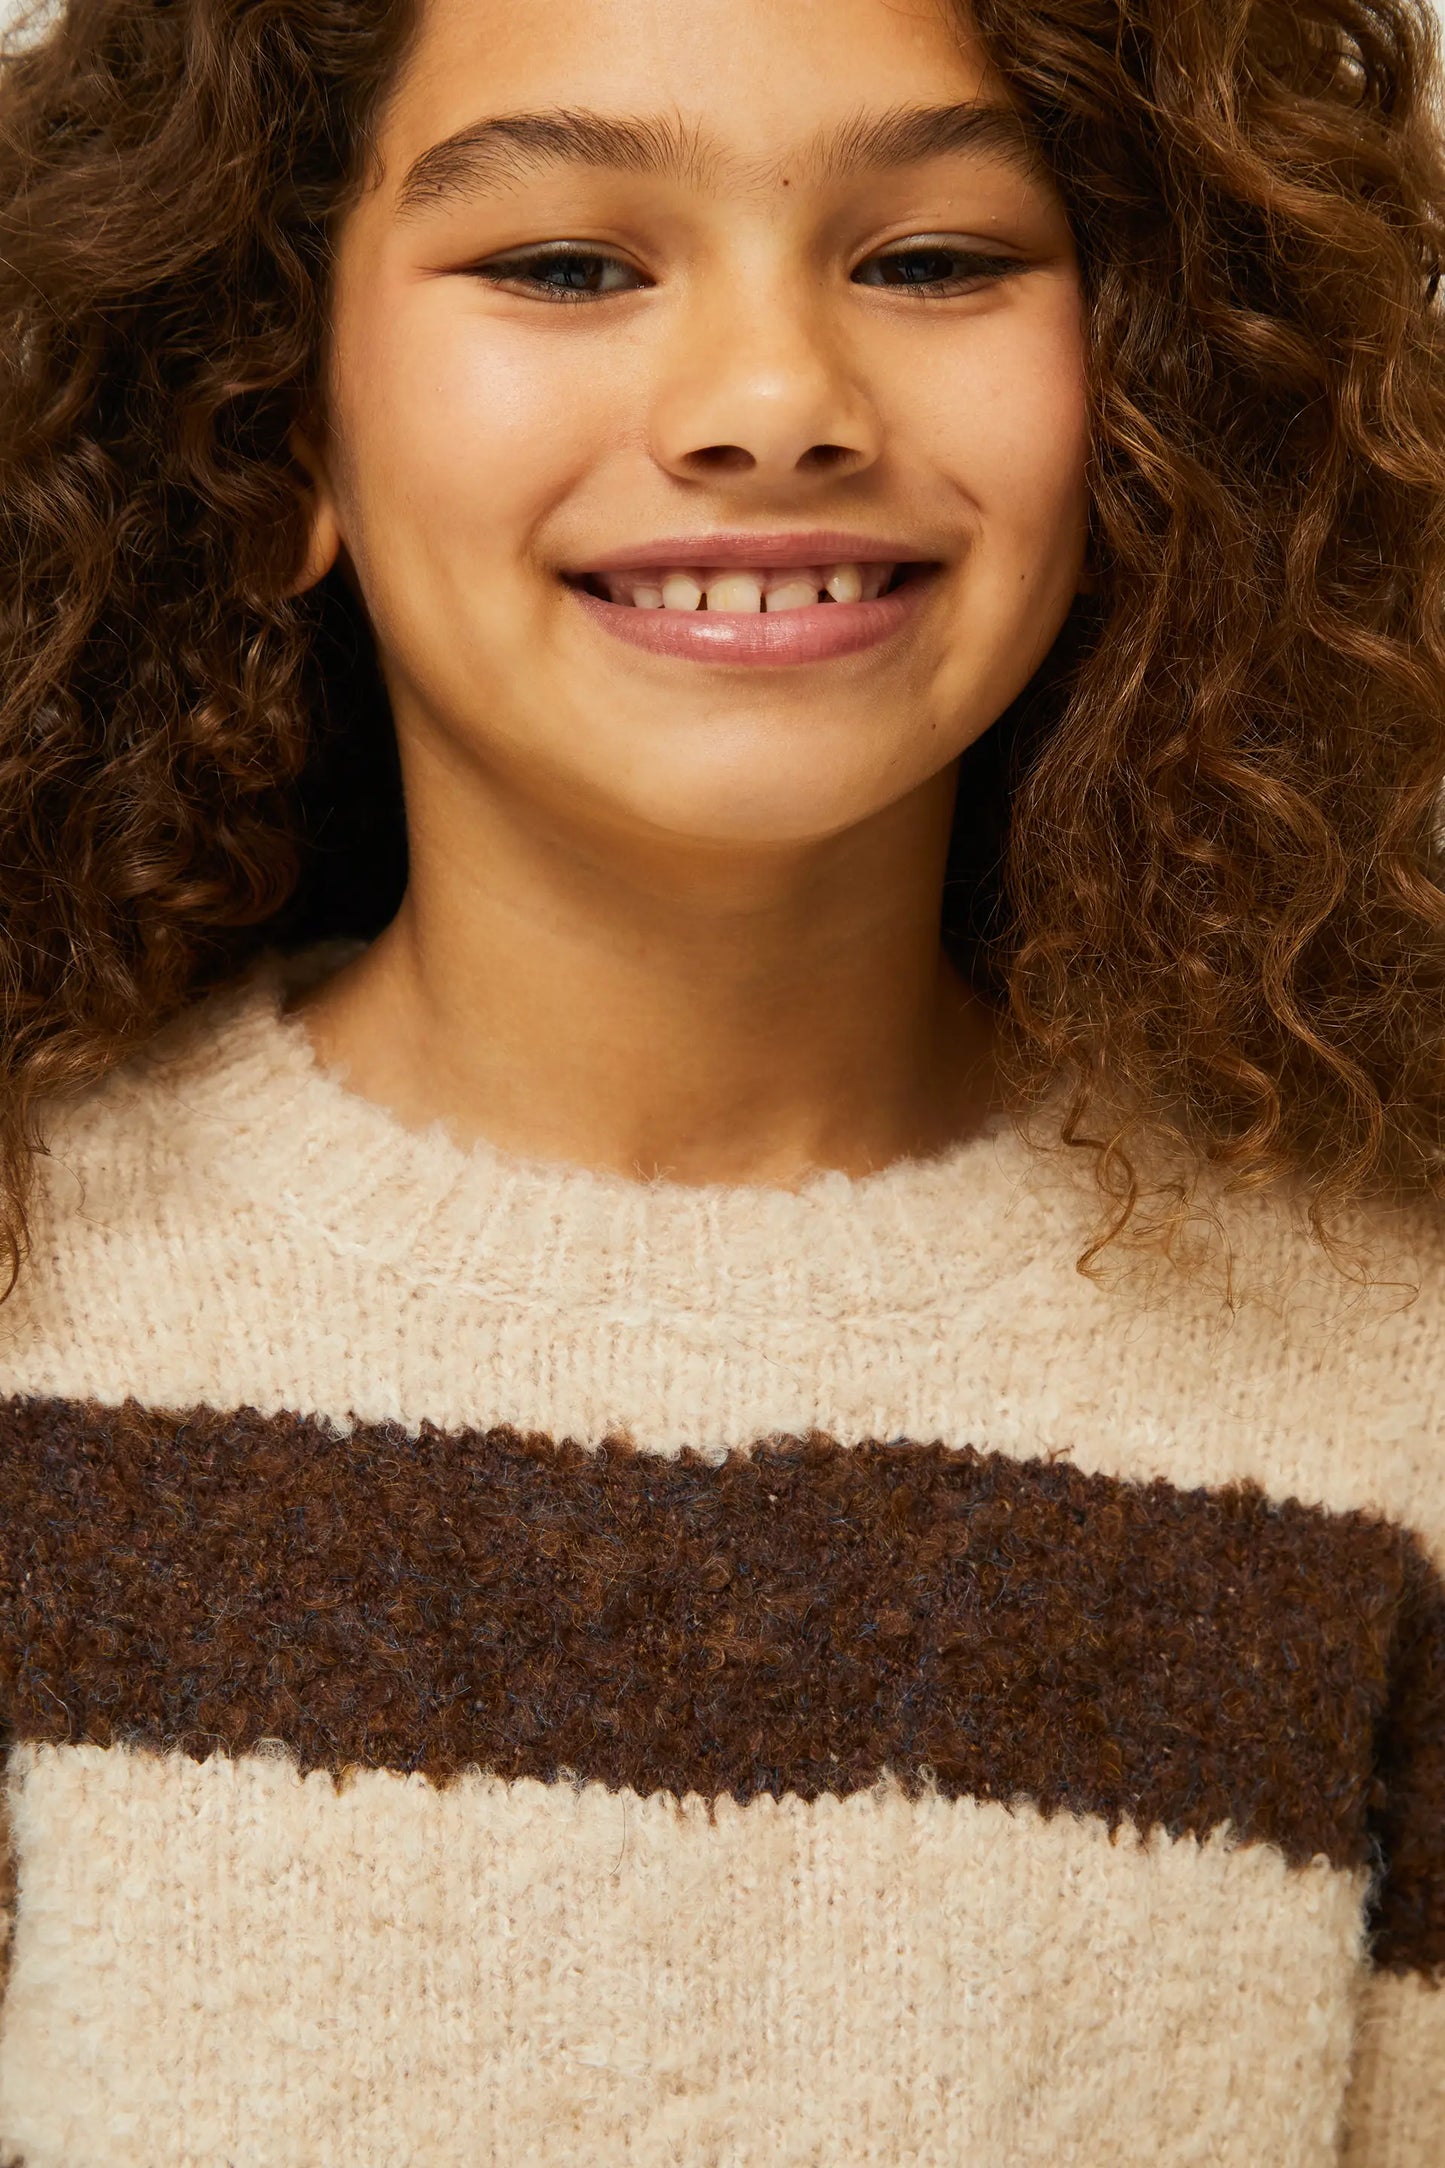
[0,942,356,1407]
[30,943,350,1229]
[978,1132,1445,1557]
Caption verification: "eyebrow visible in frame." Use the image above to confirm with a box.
[394,101,1044,218]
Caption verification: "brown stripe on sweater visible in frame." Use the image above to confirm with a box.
[0,1393,1440,1973]
[1366,1539,1445,1976]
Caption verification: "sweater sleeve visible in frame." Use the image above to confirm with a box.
[1343,1978,1445,2166]
[1342,1536,1445,2165]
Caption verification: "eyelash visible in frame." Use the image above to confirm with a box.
[468,241,1026,304]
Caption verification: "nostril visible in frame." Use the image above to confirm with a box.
[800,443,859,473]
[685,445,757,473]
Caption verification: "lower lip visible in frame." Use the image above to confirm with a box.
[565,573,934,666]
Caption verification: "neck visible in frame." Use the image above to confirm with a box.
[288,751,999,1189]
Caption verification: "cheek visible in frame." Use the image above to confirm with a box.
[330,284,613,587]
[912,302,1091,574]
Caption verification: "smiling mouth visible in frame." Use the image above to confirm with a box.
[564,561,936,611]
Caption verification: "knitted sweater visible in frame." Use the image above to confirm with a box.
[0,938,1441,2168]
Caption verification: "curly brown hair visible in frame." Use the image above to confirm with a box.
[0,0,1443,1295]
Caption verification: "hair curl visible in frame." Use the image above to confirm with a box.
[0,0,1443,1293]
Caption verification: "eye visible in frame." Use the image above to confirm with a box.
[852,240,1025,295]
[467,245,646,302]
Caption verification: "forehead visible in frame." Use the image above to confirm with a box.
[382,0,1000,178]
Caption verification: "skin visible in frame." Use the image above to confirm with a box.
[289,0,1091,1186]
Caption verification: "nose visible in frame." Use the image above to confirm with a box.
[648,277,883,488]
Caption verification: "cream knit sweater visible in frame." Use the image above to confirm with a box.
[0,937,1440,2167]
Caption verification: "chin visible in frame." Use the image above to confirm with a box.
[624,782,895,854]
[603,727,921,847]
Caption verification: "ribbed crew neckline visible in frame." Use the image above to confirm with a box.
[122,938,1036,1288]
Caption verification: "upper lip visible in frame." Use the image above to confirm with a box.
[563,531,933,573]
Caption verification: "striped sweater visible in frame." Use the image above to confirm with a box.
[0,936,1441,2167]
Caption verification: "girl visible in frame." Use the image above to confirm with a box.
[0,0,1440,2159]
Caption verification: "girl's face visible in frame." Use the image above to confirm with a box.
[307,0,1090,854]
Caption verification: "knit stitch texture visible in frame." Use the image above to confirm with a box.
[0,937,1439,2167]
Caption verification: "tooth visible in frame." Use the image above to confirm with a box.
[823,564,864,604]
[765,578,821,612]
[861,564,892,601]
[631,583,664,609]
[661,574,703,611]
[706,573,764,613]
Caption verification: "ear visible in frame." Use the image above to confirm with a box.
[285,422,345,597]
